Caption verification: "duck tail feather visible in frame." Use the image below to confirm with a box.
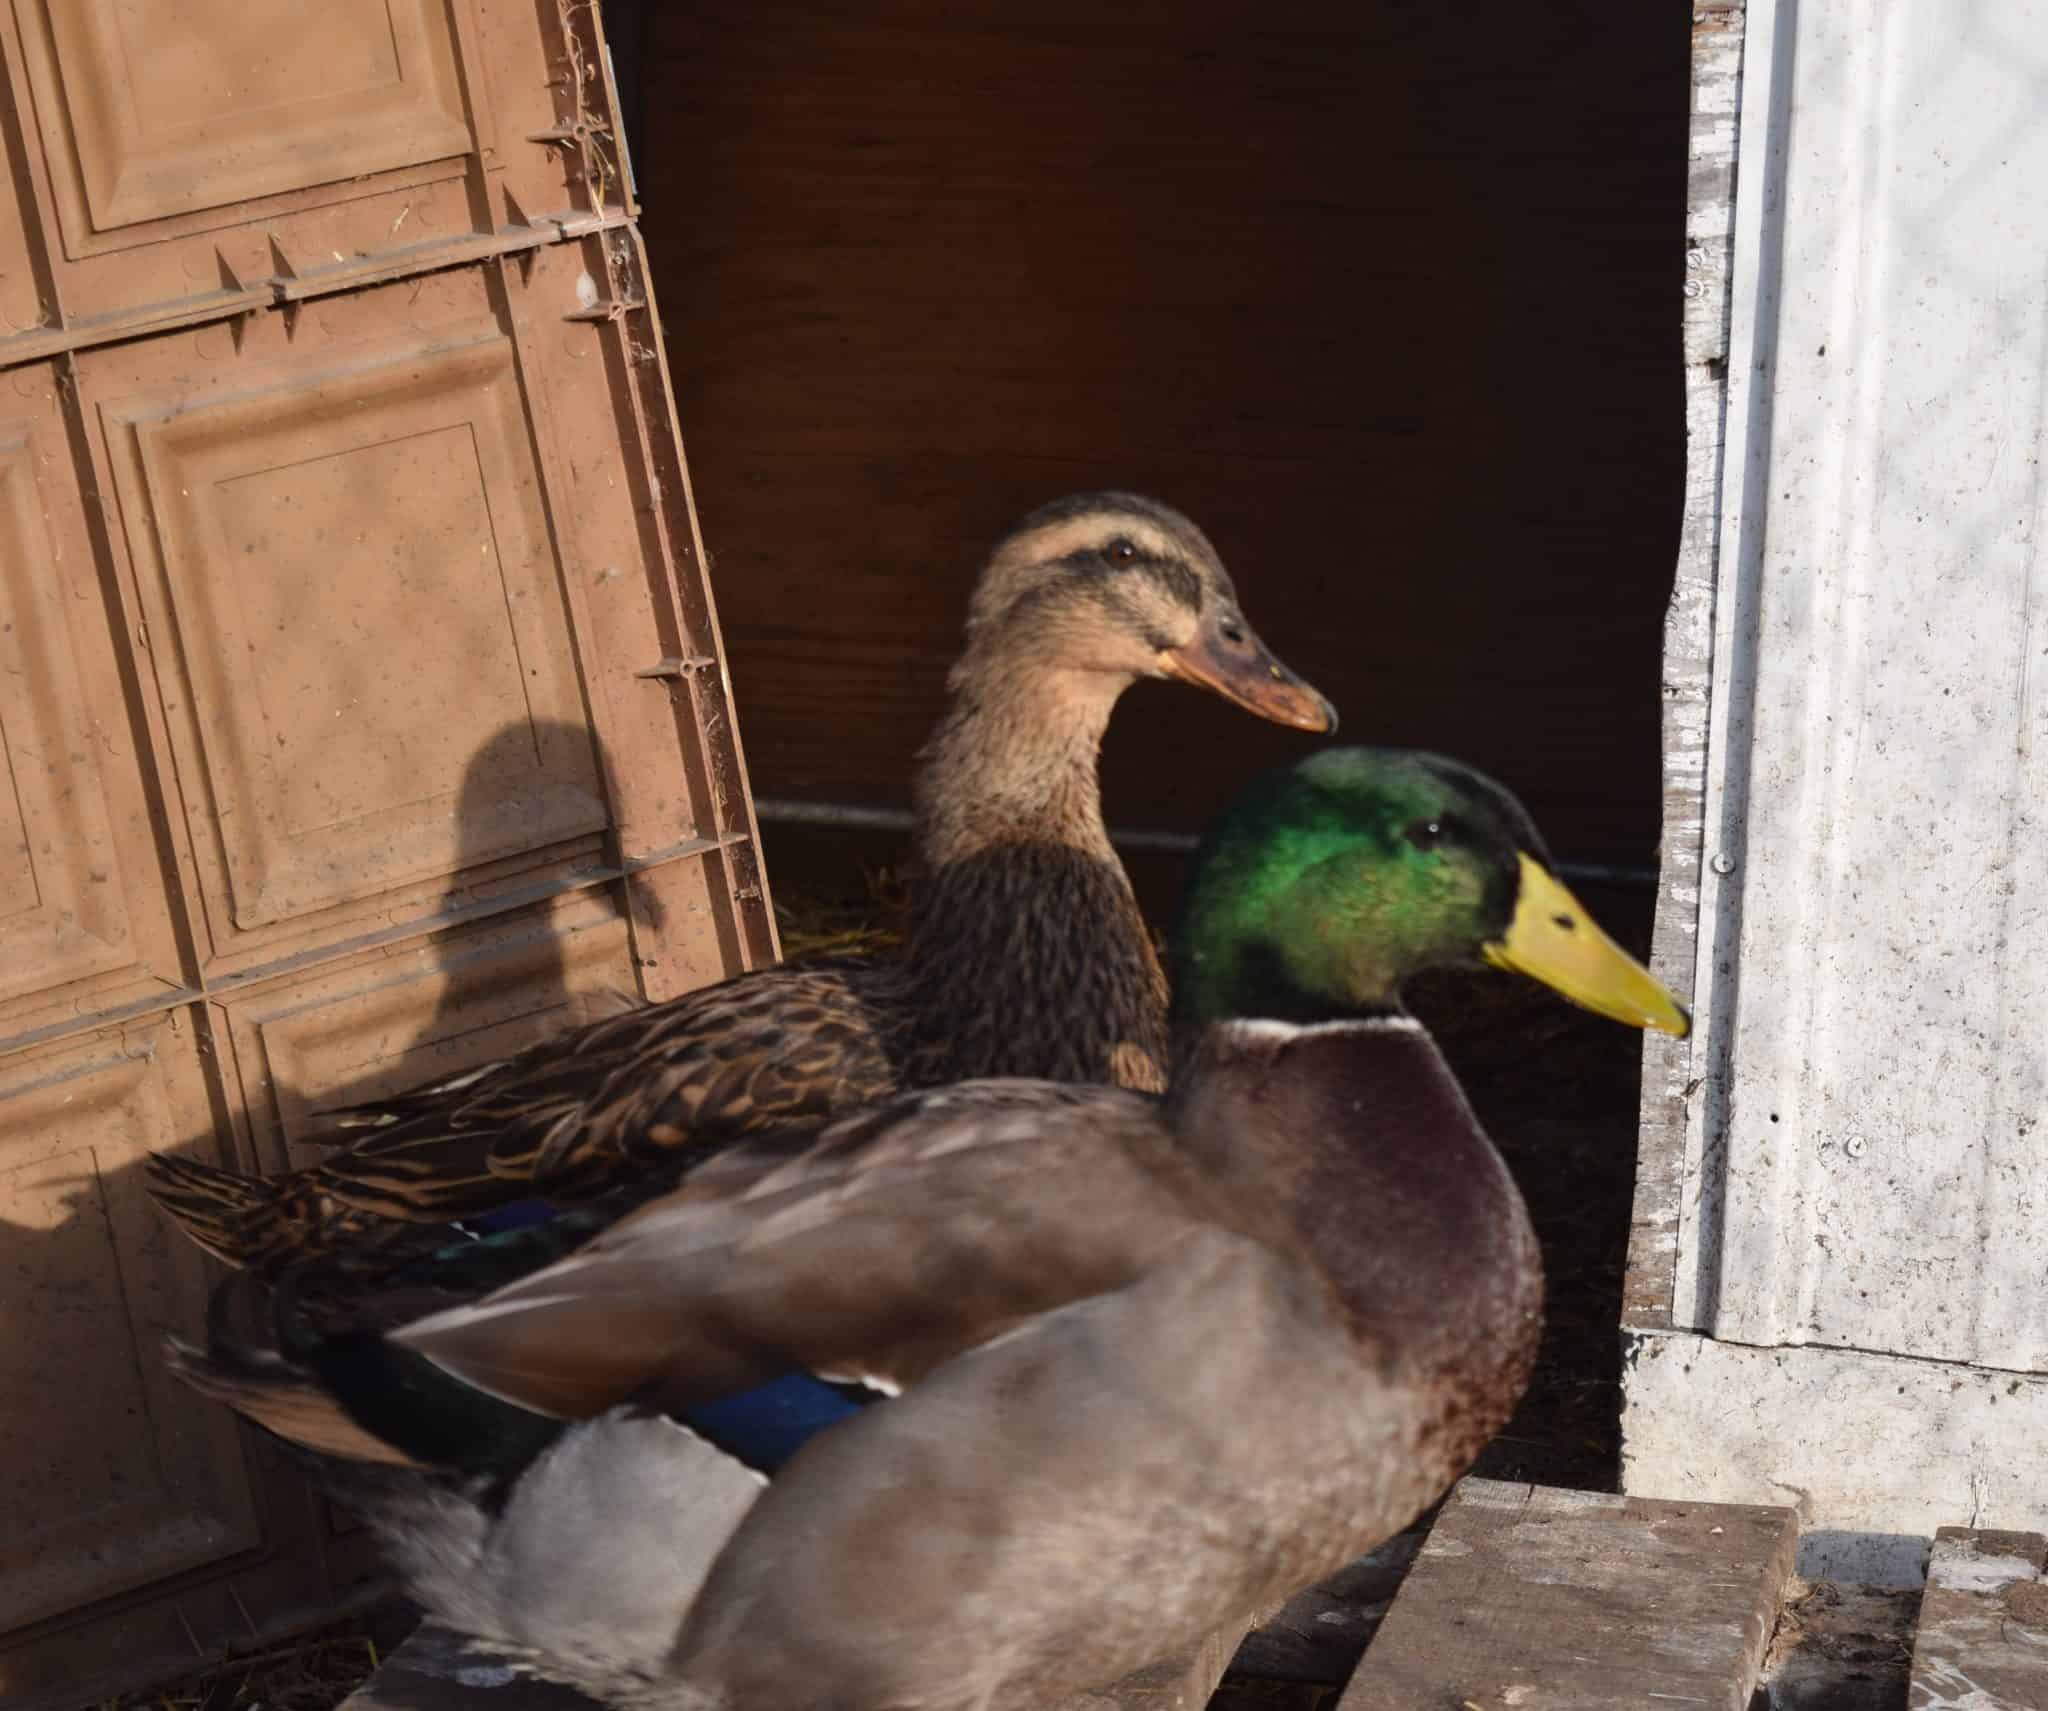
[145,1151,296,1270]
[163,1332,424,1469]
[363,1414,753,1705]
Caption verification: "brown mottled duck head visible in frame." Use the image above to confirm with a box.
[956,493,1337,734]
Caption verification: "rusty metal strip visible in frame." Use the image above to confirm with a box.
[0,211,633,374]
[596,228,780,967]
[0,287,271,368]
[0,832,744,1062]
[190,830,746,1001]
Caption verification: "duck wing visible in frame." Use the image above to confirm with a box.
[146,957,900,1268]
[664,1226,1368,1711]
[341,956,899,1192]
[394,1079,1215,1420]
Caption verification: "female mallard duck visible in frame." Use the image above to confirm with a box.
[147,492,1334,1270]
[170,748,1687,1711]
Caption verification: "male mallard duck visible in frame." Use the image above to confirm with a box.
[147,493,1334,1270]
[169,748,1686,1711]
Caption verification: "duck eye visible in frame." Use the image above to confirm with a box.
[1219,618,1246,644]
[1102,538,1140,567]
[1404,818,1445,851]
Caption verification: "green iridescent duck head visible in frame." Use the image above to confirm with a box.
[1172,748,1689,1036]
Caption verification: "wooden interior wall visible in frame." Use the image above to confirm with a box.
[634,1,1687,864]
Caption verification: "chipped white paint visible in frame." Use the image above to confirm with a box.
[1907,1530,2048,1708]
[1627,0,2048,1567]
[1626,0,1749,1334]
[1909,1659,2008,1711]
[1932,1551,2038,1597]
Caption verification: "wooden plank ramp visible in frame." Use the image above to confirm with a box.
[342,1616,1255,1710]
[1337,1477,1798,1711]
[1227,1530,1426,1685]
[1906,1527,2048,1710]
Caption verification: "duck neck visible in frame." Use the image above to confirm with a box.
[1170,1016,1542,1414]
[911,652,1127,868]
[893,652,1167,1090]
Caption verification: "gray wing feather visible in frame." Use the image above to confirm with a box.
[394,1082,1210,1419]
[665,1231,1400,1711]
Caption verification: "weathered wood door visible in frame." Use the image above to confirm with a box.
[0,4,772,1700]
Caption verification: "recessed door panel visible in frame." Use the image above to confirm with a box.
[95,322,606,944]
[26,0,472,234]
[0,1021,258,1632]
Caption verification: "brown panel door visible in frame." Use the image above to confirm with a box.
[0,5,771,1703]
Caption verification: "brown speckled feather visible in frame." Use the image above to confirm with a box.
[145,847,1165,1273]
[892,841,1169,1090]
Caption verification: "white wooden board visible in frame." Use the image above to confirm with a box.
[1624,1331,2048,1584]
[1628,0,2048,1559]
[1671,0,2048,1364]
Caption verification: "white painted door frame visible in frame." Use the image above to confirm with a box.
[1622,0,2048,1586]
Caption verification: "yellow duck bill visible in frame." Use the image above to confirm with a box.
[1482,854,1691,1037]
